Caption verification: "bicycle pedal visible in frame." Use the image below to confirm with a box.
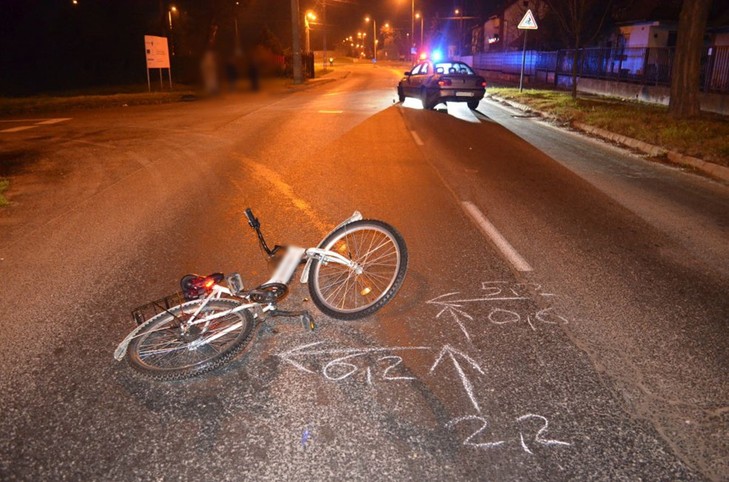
[302,313,315,332]
[226,272,244,295]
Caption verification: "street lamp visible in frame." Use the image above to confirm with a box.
[455,8,463,57]
[411,0,415,62]
[168,6,177,30]
[364,16,377,61]
[305,10,317,53]
[415,12,425,50]
[233,3,242,56]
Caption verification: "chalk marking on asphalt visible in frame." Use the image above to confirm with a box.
[318,110,343,114]
[0,126,37,133]
[410,130,424,146]
[461,201,533,272]
[35,118,72,125]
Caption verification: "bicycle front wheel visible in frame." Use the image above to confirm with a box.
[308,219,408,320]
[127,298,254,380]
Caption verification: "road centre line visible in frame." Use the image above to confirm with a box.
[0,118,71,124]
[318,110,343,114]
[0,126,37,133]
[0,117,71,133]
[35,118,72,125]
[410,130,424,146]
[461,201,533,272]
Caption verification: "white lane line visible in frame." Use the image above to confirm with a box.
[0,126,38,133]
[461,201,533,272]
[0,119,46,123]
[35,118,72,125]
[318,110,343,114]
[410,130,424,146]
[243,160,329,234]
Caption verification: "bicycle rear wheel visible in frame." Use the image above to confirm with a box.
[126,298,254,380]
[308,219,407,320]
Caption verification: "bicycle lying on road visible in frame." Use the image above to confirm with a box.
[114,208,408,380]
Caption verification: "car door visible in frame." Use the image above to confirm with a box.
[403,63,425,96]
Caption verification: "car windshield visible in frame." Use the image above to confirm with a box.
[434,62,475,75]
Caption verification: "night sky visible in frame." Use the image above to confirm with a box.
[0,0,496,93]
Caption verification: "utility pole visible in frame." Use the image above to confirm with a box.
[290,0,303,84]
[411,0,414,62]
[322,1,328,68]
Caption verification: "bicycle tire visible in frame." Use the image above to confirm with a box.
[308,219,408,320]
[126,298,254,380]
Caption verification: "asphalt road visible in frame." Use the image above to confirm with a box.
[1,62,727,481]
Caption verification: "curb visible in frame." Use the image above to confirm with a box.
[573,122,666,157]
[488,94,729,184]
[572,122,729,183]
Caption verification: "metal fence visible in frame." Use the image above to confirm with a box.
[473,46,729,93]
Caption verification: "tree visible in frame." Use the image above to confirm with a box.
[543,0,614,98]
[668,0,712,118]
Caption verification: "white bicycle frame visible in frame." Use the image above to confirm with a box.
[114,211,363,361]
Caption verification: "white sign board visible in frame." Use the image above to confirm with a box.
[518,9,538,30]
[144,35,170,69]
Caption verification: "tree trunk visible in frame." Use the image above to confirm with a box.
[668,0,712,118]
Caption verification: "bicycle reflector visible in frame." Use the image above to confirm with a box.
[181,273,225,300]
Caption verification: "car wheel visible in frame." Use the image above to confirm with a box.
[467,100,480,110]
[397,85,405,103]
[421,88,436,110]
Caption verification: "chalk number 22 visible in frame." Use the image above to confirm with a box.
[447,414,571,453]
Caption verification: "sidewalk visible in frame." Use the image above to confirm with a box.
[487,94,729,184]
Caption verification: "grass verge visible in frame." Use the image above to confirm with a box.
[0,88,196,116]
[0,179,10,207]
[488,87,729,167]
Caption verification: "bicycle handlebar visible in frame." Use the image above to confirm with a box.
[245,208,260,229]
[245,207,280,258]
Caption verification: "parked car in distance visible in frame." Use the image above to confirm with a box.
[397,60,487,110]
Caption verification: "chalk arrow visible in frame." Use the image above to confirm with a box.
[276,341,325,373]
[277,342,431,374]
[429,345,485,413]
[427,291,528,307]
[427,292,474,341]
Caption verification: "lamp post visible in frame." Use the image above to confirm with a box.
[305,11,316,53]
[168,5,176,30]
[167,6,177,57]
[365,16,377,61]
[415,12,424,50]
[455,8,463,57]
[411,0,415,62]
[234,2,242,56]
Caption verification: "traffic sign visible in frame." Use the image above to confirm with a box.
[518,9,538,30]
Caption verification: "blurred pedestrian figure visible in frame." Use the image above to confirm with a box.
[201,50,219,95]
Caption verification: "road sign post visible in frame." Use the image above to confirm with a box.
[144,35,172,92]
[517,9,538,92]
